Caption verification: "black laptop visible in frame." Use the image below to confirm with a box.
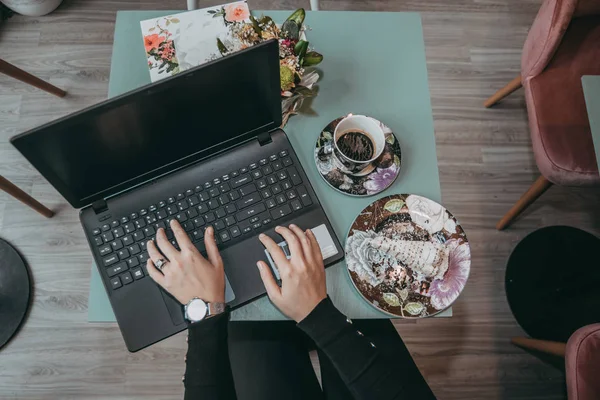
[10,40,344,352]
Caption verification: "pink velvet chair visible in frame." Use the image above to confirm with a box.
[485,0,600,230]
[512,324,600,400]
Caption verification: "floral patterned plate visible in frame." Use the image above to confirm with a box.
[314,116,402,196]
[345,194,470,318]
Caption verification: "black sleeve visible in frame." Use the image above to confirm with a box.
[298,297,436,400]
[184,312,236,400]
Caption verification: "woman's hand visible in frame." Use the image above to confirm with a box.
[146,220,225,305]
[257,224,327,322]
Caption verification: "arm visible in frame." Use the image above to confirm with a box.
[256,225,435,400]
[145,221,236,400]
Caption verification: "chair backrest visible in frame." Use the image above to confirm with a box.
[187,0,198,11]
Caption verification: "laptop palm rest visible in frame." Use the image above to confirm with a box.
[159,275,236,325]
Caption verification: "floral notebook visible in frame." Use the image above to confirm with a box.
[140,1,251,82]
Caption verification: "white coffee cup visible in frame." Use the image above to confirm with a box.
[333,115,385,173]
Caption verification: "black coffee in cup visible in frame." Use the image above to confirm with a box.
[336,130,375,162]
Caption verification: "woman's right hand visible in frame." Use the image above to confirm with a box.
[256,224,327,322]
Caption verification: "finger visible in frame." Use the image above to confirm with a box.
[274,226,304,263]
[306,229,324,264]
[147,239,167,265]
[259,233,290,274]
[288,224,314,263]
[155,228,178,260]
[146,259,167,287]
[170,219,195,252]
[204,226,223,268]
[256,261,282,301]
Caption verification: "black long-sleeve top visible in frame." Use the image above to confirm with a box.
[183,297,435,399]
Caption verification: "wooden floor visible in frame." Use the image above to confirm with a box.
[2,0,600,399]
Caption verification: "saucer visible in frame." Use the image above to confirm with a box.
[314,116,402,197]
[345,194,470,318]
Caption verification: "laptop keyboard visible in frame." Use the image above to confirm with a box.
[89,149,314,291]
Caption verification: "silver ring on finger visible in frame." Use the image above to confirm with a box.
[155,258,168,271]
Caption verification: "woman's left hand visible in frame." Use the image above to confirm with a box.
[146,220,225,305]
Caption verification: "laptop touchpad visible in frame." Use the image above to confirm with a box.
[160,274,236,326]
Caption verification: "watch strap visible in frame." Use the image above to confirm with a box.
[207,302,226,317]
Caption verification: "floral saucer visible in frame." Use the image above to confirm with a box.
[314,116,402,196]
[345,194,470,318]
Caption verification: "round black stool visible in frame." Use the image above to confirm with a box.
[506,226,600,343]
[0,238,31,349]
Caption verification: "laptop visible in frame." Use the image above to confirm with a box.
[10,40,344,352]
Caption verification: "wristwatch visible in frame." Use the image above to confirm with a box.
[184,297,226,323]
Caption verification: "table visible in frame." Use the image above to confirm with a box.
[89,10,447,321]
[582,76,600,171]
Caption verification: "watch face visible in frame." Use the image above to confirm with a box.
[187,299,207,321]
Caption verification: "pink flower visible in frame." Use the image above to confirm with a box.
[224,3,249,22]
[364,164,399,194]
[428,239,470,310]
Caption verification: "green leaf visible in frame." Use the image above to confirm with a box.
[207,9,216,13]
[286,8,306,26]
[294,40,308,58]
[259,16,274,27]
[303,51,323,66]
[249,15,262,34]
[385,134,395,144]
[383,199,405,213]
[216,38,228,55]
[322,131,333,140]
[281,20,299,40]
[148,27,155,32]
[397,288,409,301]
[383,293,401,307]
[394,154,401,166]
[170,18,180,23]
[404,302,424,316]
[166,20,170,26]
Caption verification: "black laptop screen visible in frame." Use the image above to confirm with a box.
[11,40,281,208]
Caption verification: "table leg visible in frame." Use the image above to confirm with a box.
[0,59,66,98]
[0,176,54,218]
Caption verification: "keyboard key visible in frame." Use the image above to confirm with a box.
[204,213,216,223]
[155,221,167,231]
[157,209,168,219]
[203,182,212,189]
[128,243,141,255]
[140,241,148,251]
[272,160,283,170]
[124,223,135,233]
[143,226,156,238]
[291,199,303,211]
[127,257,140,268]
[250,216,260,224]
[219,230,231,242]
[277,171,288,180]
[231,226,241,237]
[102,231,114,242]
[261,189,272,199]
[225,216,236,226]
[286,190,297,200]
[213,178,221,185]
[177,201,189,211]
[99,245,112,256]
[110,276,122,290]
[140,208,148,216]
[207,199,219,210]
[102,224,110,232]
[276,194,286,204]
[193,230,204,241]
[175,213,188,223]
[240,167,248,174]
[236,203,267,221]
[92,227,102,236]
[279,150,289,157]
[121,271,133,285]
[197,203,209,214]
[187,208,199,218]
[215,220,226,231]
[230,170,239,177]
[219,183,230,193]
[122,235,134,246]
[242,226,252,234]
[188,195,200,206]
[218,195,230,205]
[94,237,103,246]
[266,175,278,185]
[138,251,149,264]
[259,158,268,166]
[166,205,178,215]
[239,183,257,196]
[118,249,130,259]
[103,254,119,267]
[252,222,262,229]
[297,186,313,206]
[168,196,176,203]
[249,162,258,170]
[149,205,157,212]
[134,219,146,229]
[266,198,277,209]
[209,188,220,198]
[198,192,210,202]
[132,267,144,280]
[270,204,292,220]
[256,179,267,189]
[236,193,261,209]
[113,227,125,238]
[193,217,205,228]
[225,204,237,214]
[251,170,262,179]
[183,221,194,232]
[228,191,241,201]
[231,174,252,188]
[166,229,174,240]
[282,157,293,167]
[176,193,185,200]
[271,184,282,194]
[216,208,227,219]
[186,189,194,197]
[282,180,292,190]
[222,174,230,181]
[158,200,166,208]
[269,154,278,162]
[133,231,145,242]
[145,214,157,224]
[262,165,273,175]
[194,186,202,194]
[111,220,120,228]
[287,167,302,186]
[111,239,124,251]
[262,217,273,225]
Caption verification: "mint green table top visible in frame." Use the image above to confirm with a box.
[582,76,600,171]
[88,10,450,322]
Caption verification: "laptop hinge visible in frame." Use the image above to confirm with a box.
[92,199,108,215]
[257,131,272,146]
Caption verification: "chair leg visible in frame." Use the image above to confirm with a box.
[496,175,552,230]
[0,59,66,98]
[0,176,55,218]
[484,75,522,108]
[511,337,566,357]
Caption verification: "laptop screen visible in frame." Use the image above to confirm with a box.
[11,40,281,208]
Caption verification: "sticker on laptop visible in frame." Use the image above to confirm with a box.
[264,224,339,280]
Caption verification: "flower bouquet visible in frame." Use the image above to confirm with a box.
[216,8,324,127]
